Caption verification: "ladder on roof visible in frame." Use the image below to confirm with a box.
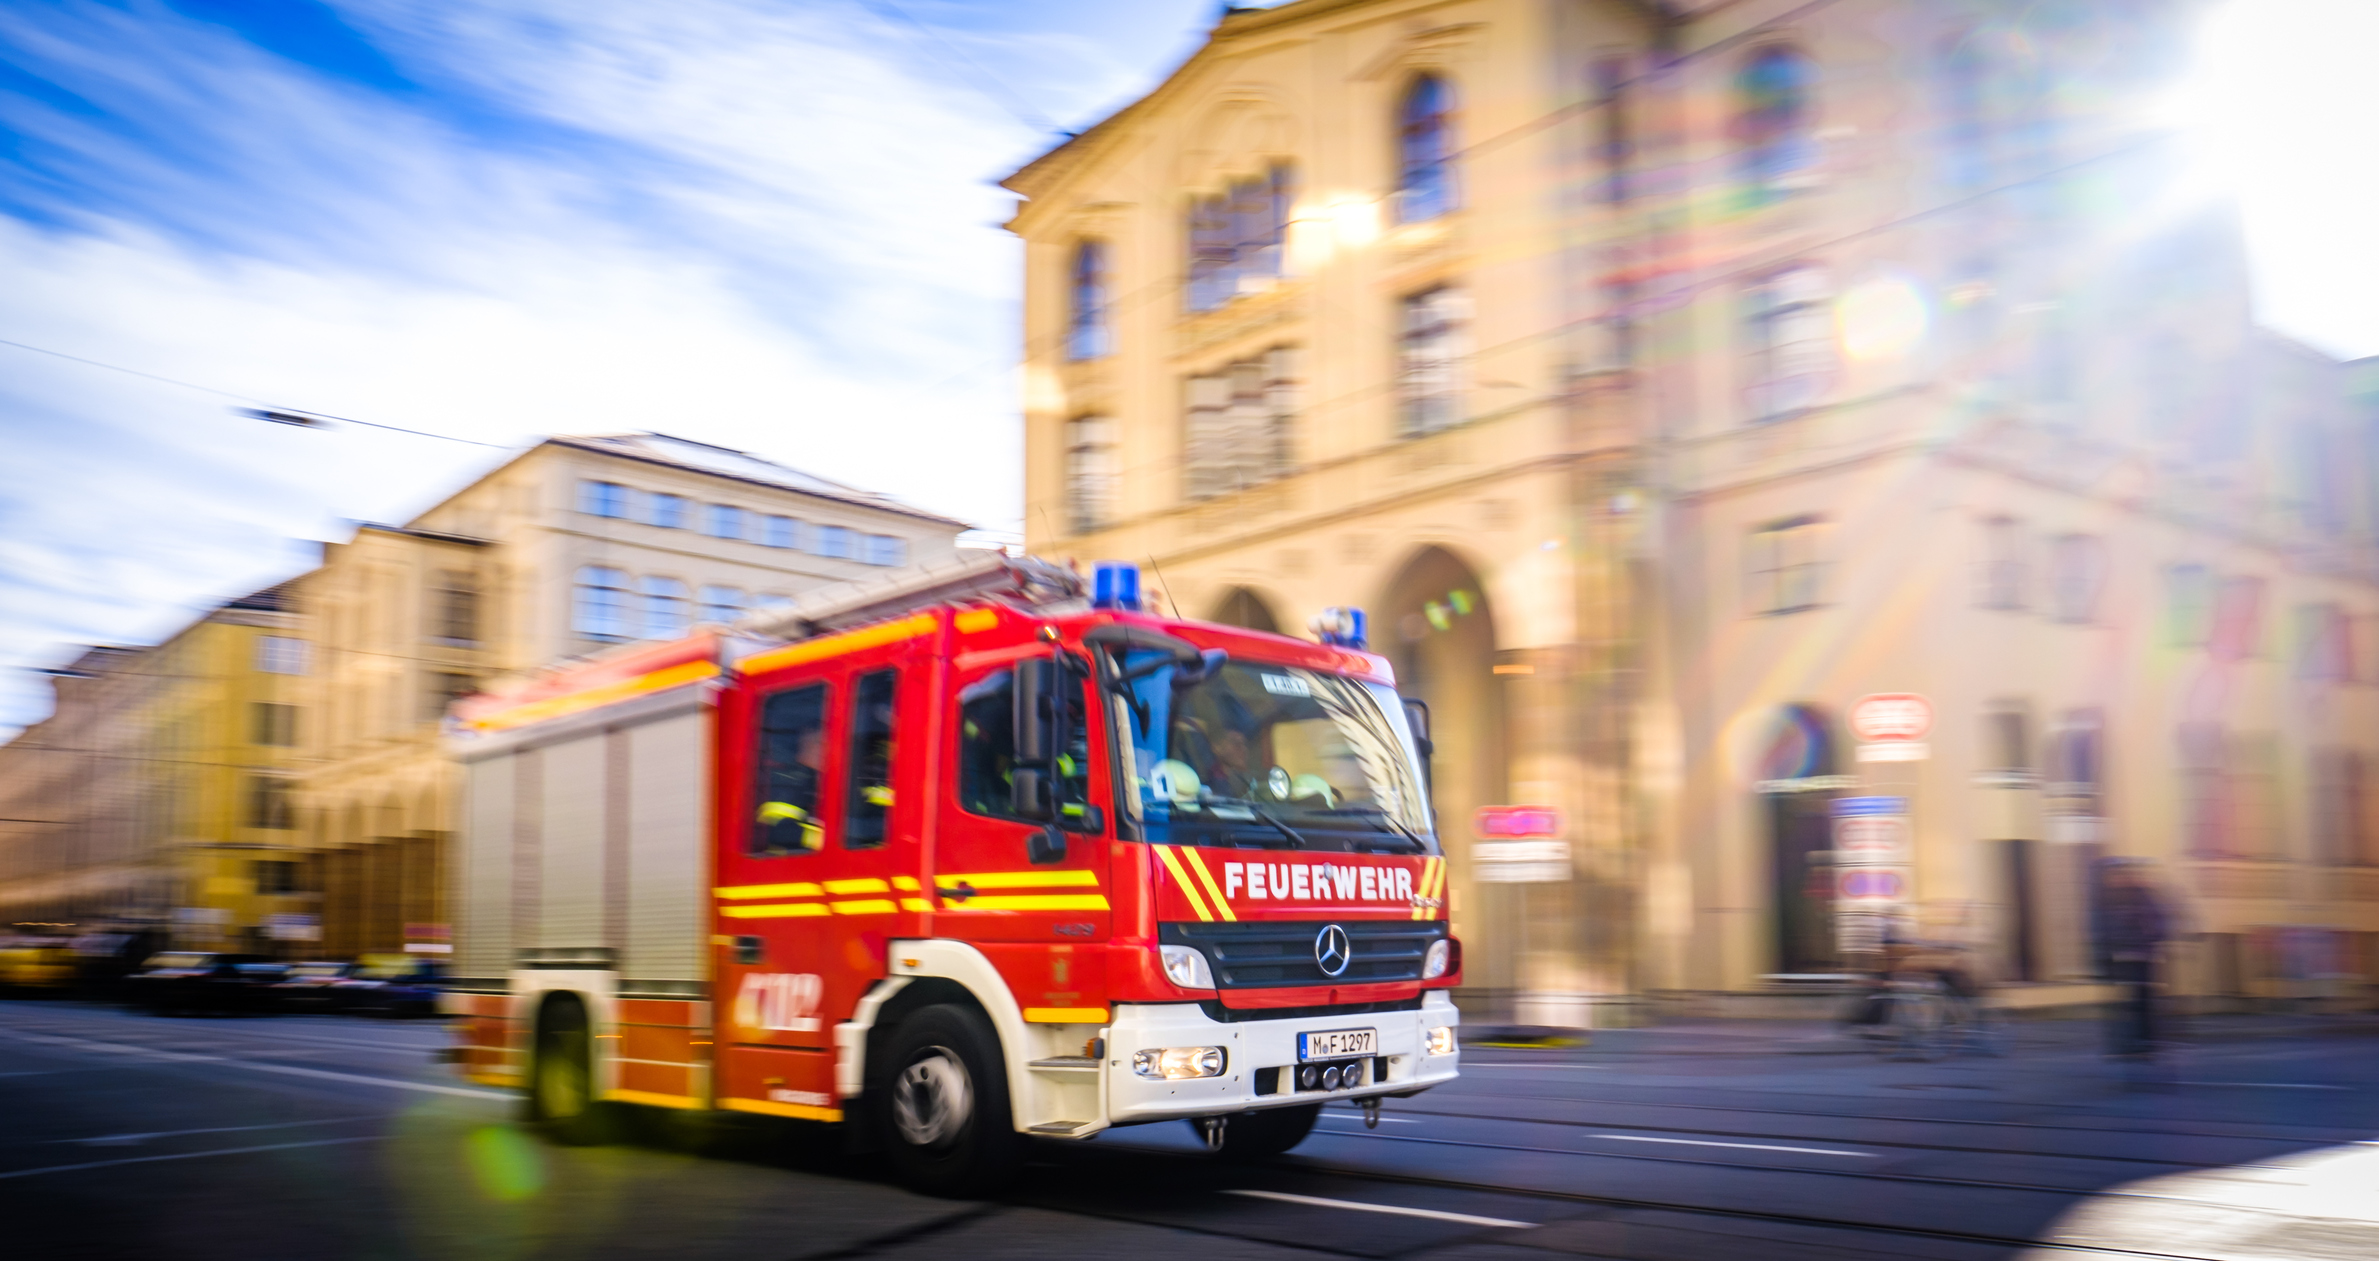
[734,552,1083,642]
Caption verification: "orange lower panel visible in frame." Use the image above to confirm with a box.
[615,1060,697,1098]
[715,1043,837,1118]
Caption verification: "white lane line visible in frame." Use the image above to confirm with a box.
[2175,1081,2350,1091]
[1594,1134,1875,1158]
[63,1116,378,1147]
[1464,1064,1605,1070]
[1318,1114,1422,1124]
[0,1026,510,1101]
[0,1136,376,1181]
[1223,1189,1534,1228]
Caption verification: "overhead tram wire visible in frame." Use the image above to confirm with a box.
[0,336,512,449]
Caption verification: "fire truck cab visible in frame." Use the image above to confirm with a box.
[443,556,1460,1194]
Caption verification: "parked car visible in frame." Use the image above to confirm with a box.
[267,961,359,1012]
[329,954,444,1017]
[0,936,77,995]
[124,953,285,1014]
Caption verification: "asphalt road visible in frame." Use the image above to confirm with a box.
[3,999,2376,1260]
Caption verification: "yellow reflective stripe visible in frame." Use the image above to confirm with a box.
[824,878,889,894]
[831,899,898,915]
[899,897,933,912]
[470,659,719,733]
[739,612,937,676]
[1178,848,1238,922]
[722,903,831,919]
[714,883,822,900]
[720,1097,843,1123]
[891,875,921,891]
[954,608,999,633]
[1152,845,1212,922]
[1023,1007,1108,1023]
[949,894,1110,912]
[604,1089,701,1110]
[939,870,1101,889]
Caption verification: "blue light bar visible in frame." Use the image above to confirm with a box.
[1312,606,1367,649]
[1092,561,1141,611]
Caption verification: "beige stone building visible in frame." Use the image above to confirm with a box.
[295,432,971,957]
[1006,0,2378,1016]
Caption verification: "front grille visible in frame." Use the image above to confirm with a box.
[1198,996,1423,1024]
[1163,920,1445,988]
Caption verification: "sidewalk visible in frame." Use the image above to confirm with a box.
[1469,1010,2379,1058]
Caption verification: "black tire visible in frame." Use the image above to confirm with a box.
[529,998,615,1146]
[872,1004,1022,1197]
[1202,1103,1320,1160]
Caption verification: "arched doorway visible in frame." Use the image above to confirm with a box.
[1379,547,1509,990]
[1757,704,1842,974]
[1206,586,1282,633]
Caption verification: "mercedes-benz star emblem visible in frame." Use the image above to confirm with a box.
[1314,924,1352,978]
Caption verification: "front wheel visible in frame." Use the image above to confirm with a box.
[874,1004,1021,1197]
[1200,1103,1320,1160]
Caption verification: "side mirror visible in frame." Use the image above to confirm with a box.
[1027,823,1068,865]
[1014,658,1055,763]
[1402,697,1435,801]
[1010,767,1053,821]
[1060,803,1106,835]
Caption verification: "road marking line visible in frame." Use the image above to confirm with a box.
[1593,1134,1875,1158]
[0,1026,511,1101]
[0,1136,376,1181]
[63,1115,377,1146]
[1464,1064,1605,1070]
[1223,1189,1533,1228]
[2174,1081,2350,1091]
[1318,1114,1422,1124]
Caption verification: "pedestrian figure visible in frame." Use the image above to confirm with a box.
[2093,859,2169,1067]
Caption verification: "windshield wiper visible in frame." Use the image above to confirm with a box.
[1205,796,1311,849]
[1315,805,1429,852]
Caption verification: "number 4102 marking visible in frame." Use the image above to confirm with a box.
[734,972,823,1032]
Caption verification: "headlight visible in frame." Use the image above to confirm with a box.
[1158,944,1216,989]
[1427,1026,1457,1055]
[1421,938,1451,980]
[1132,1046,1226,1079]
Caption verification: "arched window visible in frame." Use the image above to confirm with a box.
[1396,75,1456,223]
[573,566,630,640]
[1067,240,1111,361]
[1734,46,1817,203]
[640,576,689,639]
[1065,415,1116,533]
[1186,164,1296,312]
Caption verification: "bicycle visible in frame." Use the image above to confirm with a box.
[1843,945,2006,1061]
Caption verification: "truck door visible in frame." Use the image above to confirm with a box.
[715,634,927,1118]
[932,651,1112,975]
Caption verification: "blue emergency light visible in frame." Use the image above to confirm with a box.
[1312,606,1368,649]
[1092,561,1142,611]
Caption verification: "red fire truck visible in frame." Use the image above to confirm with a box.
[442,555,1460,1193]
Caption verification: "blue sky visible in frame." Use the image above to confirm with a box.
[0,0,1213,732]
[3,0,2376,735]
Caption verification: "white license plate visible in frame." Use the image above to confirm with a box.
[1297,1028,1376,1061]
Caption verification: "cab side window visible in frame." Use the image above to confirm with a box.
[753,682,829,856]
[956,663,1089,821]
[845,668,898,849]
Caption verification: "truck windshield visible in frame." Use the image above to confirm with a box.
[1109,651,1435,854]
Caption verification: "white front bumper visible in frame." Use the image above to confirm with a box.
[1102,991,1460,1126]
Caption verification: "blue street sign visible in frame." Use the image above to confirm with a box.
[1831,796,1907,817]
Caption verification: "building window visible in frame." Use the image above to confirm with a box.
[573,566,631,640]
[251,702,298,747]
[1396,74,1457,223]
[245,776,294,830]
[1983,702,2031,773]
[1187,163,1294,313]
[706,504,747,541]
[2046,534,2104,623]
[424,671,476,721]
[814,525,854,560]
[1735,45,1818,203]
[641,576,690,638]
[2296,603,2354,682]
[1068,239,1112,361]
[1397,289,1468,437]
[1979,516,2027,611]
[699,585,746,624]
[2165,563,2212,646]
[1187,347,1301,500]
[862,534,906,567]
[1746,516,1827,615]
[1937,34,1992,191]
[579,480,632,518]
[254,859,301,895]
[763,515,798,549]
[1066,415,1118,534]
[2210,576,2266,661]
[255,635,310,675]
[1742,265,1832,421]
[754,593,793,612]
[647,493,687,529]
[431,570,478,643]
[2311,748,2369,866]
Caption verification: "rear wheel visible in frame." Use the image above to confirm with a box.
[1202,1103,1320,1160]
[530,998,615,1145]
[874,1004,1021,1197]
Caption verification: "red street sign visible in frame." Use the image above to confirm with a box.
[1849,693,1932,742]
[1475,806,1561,839]
[1837,869,1907,900]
